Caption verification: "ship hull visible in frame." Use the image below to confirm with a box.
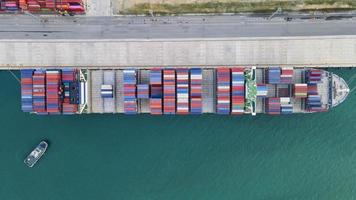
[20,67,349,116]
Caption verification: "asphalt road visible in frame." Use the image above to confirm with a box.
[0,14,356,39]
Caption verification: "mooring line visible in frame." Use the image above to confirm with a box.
[347,74,356,83]
[8,70,20,84]
[350,86,356,93]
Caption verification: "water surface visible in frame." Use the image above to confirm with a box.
[0,69,356,200]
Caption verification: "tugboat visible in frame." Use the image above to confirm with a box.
[24,140,48,167]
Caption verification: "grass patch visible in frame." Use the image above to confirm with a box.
[304,0,356,6]
[120,0,356,15]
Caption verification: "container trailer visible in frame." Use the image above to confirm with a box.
[0,0,85,14]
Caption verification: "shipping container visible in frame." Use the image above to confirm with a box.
[280,68,293,84]
[216,68,231,114]
[150,98,162,115]
[137,84,149,99]
[267,67,281,84]
[101,84,113,98]
[123,69,137,114]
[277,85,290,97]
[21,69,34,112]
[163,69,176,114]
[61,68,78,114]
[1,0,19,11]
[231,67,245,114]
[149,69,163,115]
[46,70,61,114]
[306,69,322,84]
[32,70,47,114]
[190,68,202,114]
[280,97,293,114]
[176,68,189,114]
[306,94,325,112]
[266,97,281,115]
[257,84,268,98]
[307,83,318,95]
[294,83,308,98]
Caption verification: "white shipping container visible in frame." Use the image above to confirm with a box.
[190,75,202,79]
[218,85,230,90]
[177,74,189,79]
[177,99,189,103]
[177,94,189,98]
[218,100,230,103]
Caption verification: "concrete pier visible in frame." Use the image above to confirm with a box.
[0,36,356,69]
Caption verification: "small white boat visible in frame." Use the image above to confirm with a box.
[24,141,48,167]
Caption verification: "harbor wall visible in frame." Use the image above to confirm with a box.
[0,36,356,69]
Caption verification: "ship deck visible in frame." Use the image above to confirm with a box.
[85,67,333,114]
[88,69,218,114]
[331,73,350,107]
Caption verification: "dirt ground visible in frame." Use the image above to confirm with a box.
[114,0,291,12]
[112,0,356,15]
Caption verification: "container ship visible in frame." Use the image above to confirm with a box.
[20,67,349,115]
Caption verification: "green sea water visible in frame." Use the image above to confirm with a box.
[1,69,356,200]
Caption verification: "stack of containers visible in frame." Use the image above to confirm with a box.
[1,0,18,11]
[55,0,68,10]
[62,68,78,114]
[46,70,61,114]
[307,69,322,83]
[307,95,323,112]
[67,0,84,12]
[280,68,293,84]
[176,69,189,114]
[56,0,84,13]
[163,69,176,114]
[190,68,203,114]
[101,85,113,98]
[62,68,75,99]
[32,70,47,114]
[1,0,85,13]
[307,83,318,95]
[150,99,162,115]
[231,68,245,114]
[267,67,281,84]
[21,69,34,112]
[266,98,281,115]
[216,68,231,114]
[45,0,55,9]
[150,69,163,115]
[137,84,149,99]
[27,0,41,12]
[123,69,137,114]
[257,84,268,97]
[62,100,77,114]
[280,97,293,114]
[278,85,290,97]
[19,0,27,10]
[294,84,308,98]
